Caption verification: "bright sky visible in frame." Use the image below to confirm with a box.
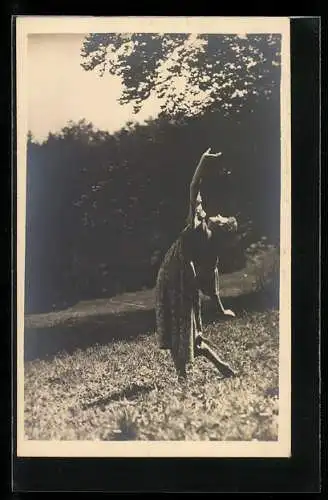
[28,34,162,142]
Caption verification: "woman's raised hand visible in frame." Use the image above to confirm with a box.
[202,147,222,158]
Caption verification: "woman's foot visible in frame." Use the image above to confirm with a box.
[219,364,238,378]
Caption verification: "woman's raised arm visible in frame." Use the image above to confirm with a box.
[187,148,222,228]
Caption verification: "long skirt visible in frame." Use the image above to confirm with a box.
[155,235,197,376]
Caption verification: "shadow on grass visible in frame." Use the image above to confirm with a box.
[81,382,155,411]
[24,290,278,362]
[24,309,155,362]
[202,289,279,322]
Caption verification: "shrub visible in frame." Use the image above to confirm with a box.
[253,245,280,308]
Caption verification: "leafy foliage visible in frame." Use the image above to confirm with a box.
[25,33,282,313]
[25,100,280,313]
[253,246,280,308]
[81,33,281,118]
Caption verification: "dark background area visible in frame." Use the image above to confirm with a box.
[25,78,280,314]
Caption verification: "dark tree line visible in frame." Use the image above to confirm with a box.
[25,96,280,314]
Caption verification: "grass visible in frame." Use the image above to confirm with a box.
[24,307,279,441]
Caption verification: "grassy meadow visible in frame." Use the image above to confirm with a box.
[24,301,279,441]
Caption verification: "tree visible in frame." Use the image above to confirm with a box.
[80,32,281,247]
[80,33,281,119]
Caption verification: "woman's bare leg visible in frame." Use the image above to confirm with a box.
[195,335,237,377]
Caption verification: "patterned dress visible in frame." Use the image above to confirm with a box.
[155,222,206,376]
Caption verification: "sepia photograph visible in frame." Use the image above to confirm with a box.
[16,16,291,457]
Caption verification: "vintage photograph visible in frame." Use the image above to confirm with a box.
[16,17,291,457]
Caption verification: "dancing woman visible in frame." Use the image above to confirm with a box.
[155,148,238,378]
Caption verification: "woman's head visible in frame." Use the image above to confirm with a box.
[207,214,238,234]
